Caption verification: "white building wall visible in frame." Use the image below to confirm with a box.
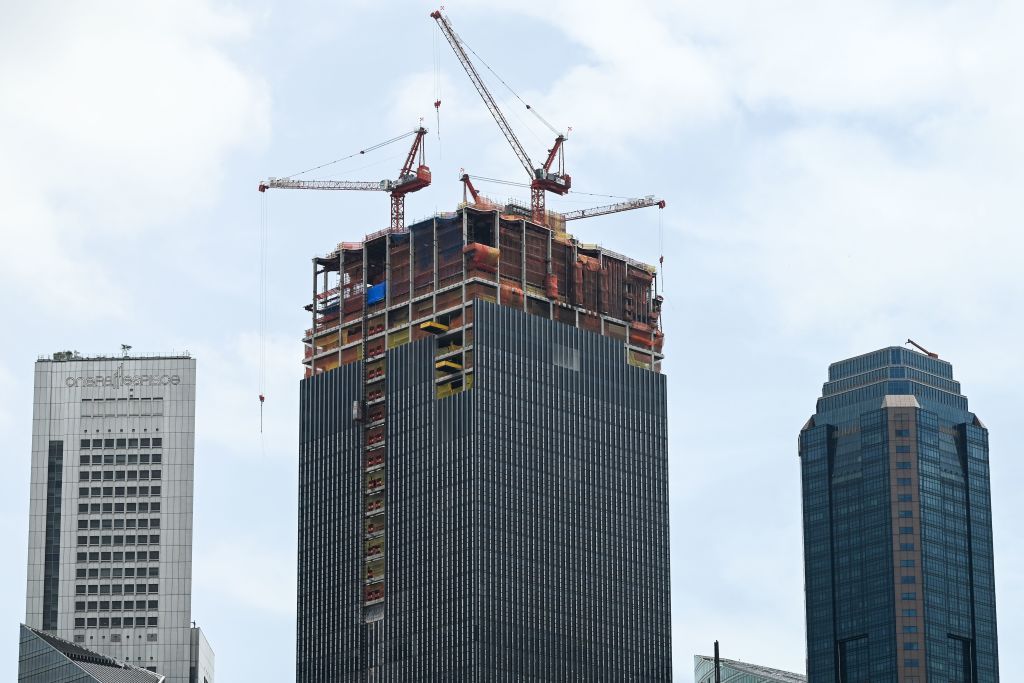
[25,354,211,683]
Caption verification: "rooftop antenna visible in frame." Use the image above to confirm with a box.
[121,344,132,358]
[905,338,939,359]
[714,640,721,683]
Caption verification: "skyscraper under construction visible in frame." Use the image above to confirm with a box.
[296,204,671,680]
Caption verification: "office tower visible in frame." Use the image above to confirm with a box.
[693,653,806,683]
[297,207,671,680]
[25,352,214,683]
[800,346,999,682]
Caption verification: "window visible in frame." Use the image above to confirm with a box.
[903,609,918,617]
[896,461,911,469]
[904,642,919,650]
[900,527,914,534]
[898,478,912,486]
[896,444,912,453]
[74,618,85,628]
[103,439,114,448]
[903,625,918,633]
[901,576,917,584]
[116,438,127,448]
[901,559,916,567]
[80,440,90,449]
[899,510,913,518]
[128,438,139,448]
[895,428,910,437]
[152,438,162,448]
[905,658,920,668]
[901,592,916,600]
[140,438,150,448]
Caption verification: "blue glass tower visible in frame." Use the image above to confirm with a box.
[800,347,999,682]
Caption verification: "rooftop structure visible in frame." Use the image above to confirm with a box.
[693,654,806,683]
[19,623,166,683]
[302,204,665,388]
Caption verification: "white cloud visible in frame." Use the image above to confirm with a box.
[0,1,269,316]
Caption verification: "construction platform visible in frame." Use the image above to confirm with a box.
[302,203,665,398]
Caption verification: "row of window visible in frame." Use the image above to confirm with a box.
[76,550,158,562]
[81,437,162,449]
[77,535,161,546]
[73,633,157,643]
[80,398,164,418]
[78,486,162,498]
[75,583,159,595]
[75,600,158,612]
[79,469,162,481]
[78,502,158,514]
[80,453,161,465]
[77,566,158,578]
[75,616,158,628]
[78,518,160,530]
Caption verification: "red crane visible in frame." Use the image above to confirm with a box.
[258,127,430,232]
[432,9,569,226]
[460,173,664,223]
[906,339,939,359]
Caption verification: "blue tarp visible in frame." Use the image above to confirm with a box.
[366,282,386,305]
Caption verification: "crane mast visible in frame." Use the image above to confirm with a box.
[431,9,570,225]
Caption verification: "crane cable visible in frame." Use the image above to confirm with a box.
[457,31,562,137]
[283,130,418,179]
[258,189,269,435]
[433,24,442,154]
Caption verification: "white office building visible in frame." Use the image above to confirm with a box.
[25,351,214,683]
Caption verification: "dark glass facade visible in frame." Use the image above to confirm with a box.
[43,441,64,631]
[800,347,999,682]
[298,301,670,680]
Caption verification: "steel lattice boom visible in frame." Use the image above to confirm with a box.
[563,196,666,221]
[431,9,570,225]
[258,128,430,232]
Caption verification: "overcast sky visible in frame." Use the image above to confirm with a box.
[2,1,1022,680]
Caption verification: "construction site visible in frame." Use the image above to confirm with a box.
[279,9,673,681]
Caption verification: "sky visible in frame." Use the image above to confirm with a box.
[1,1,1022,680]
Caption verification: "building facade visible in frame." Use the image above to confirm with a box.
[693,654,806,683]
[25,353,213,683]
[297,207,671,680]
[800,347,999,682]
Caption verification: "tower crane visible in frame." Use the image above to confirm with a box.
[459,173,664,223]
[258,127,430,232]
[431,9,570,226]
